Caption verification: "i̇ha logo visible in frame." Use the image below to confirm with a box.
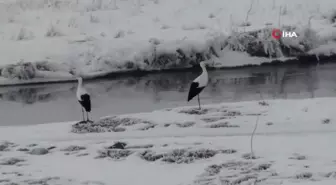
[271,29,298,40]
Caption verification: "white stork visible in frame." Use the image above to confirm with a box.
[76,77,92,122]
[187,61,209,109]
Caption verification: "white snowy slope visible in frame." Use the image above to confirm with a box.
[1,0,336,85]
[1,97,336,185]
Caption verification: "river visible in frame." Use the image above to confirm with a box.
[1,63,335,126]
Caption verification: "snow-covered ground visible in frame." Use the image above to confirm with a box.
[1,0,336,85]
[1,97,336,185]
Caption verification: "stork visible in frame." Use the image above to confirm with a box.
[187,61,209,109]
[76,77,92,122]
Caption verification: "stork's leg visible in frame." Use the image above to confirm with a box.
[81,107,85,122]
[198,94,201,110]
[86,111,90,122]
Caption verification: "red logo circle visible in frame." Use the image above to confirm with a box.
[272,29,282,40]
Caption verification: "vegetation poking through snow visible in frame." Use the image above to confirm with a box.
[17,148,30,152]
[259,101,269,106]
[221,149,237,154]
[45,24,63,37]
[242,153,259,160]
[0,141,17,152]
[0,25,333,83]
[60,145,86,152]
[125,144,154,149]
[175,121,196,128]
[1,62,36,80]
[15,27,34,41]
[71,116,155,133]
[206,122,240,128]
[327,10,336,23]
[1,0,336,84]
[322,118,331,124]
[201,116,228,123]
[289,153,307,160]
[161,149,218,163]
[96,149,134,160]
[0,157,25,165]
[70,105,269,134]
[139,148,220,163]
[107,142,127,149]
[295,172,313,179]
[177,108,212,115]
[194,160,275,185]
[139,150,164,161]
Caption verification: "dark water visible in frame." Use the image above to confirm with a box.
[1,63,336,126]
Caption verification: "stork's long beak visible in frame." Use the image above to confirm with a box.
[201,61,211,66]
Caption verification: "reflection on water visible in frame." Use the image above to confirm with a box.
[1,63,336,126]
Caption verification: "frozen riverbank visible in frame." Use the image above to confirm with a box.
[1,0,336,85]
[1,97,336,184]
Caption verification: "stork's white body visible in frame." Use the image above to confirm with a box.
[76,78,88,101]
[187,62,209,109]
[193,62,208,87]
[76,77,92,122]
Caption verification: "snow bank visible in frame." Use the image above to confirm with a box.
[1,98,336,184]
[67,97,336,138]
[1,0,336,85]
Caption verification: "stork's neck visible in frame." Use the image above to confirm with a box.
[77,78,83,88]
[200,65,207,74]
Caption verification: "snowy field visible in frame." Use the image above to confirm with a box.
[1,97,336,185]
[1,0,336,85]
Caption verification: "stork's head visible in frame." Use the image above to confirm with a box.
[200,61,206,68]
[76,77,83,83]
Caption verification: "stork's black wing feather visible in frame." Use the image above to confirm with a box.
[188,82,205,102]
[79,94,91,112]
